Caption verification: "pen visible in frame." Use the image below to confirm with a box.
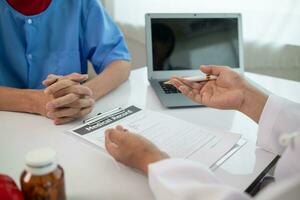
[83,112,102,124]
[83,107,122,124]
[164,74,218,85]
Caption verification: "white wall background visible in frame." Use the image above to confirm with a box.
[101,0,300,80]
[112,0,300,46]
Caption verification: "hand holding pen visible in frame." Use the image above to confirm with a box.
[169,65,257,112]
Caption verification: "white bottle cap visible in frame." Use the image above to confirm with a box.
[25,148,58,176]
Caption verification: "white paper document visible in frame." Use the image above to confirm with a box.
[68,106,241,167]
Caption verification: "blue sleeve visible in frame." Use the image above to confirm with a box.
[83,0,131,74]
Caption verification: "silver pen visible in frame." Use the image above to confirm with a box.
[164,74,218,85]
[83,107,122,124]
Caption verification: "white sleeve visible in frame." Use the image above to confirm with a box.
[147,95,300,200]
[257,95,300,155]
[257,95,300,181]
[274,136,300,181]
[148,159,251,200]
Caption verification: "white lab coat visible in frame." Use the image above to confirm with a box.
[148,95,300,200]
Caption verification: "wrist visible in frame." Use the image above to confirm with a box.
[141,151,169,176]
[239,84,268,123]
[25,90,48,115]
[0,87,48,115]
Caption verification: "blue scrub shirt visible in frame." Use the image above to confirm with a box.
[0,0,131,89]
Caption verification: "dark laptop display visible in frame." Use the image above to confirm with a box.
[151,18,240,71]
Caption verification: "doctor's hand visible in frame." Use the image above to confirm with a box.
[42,73,95,125]
[171,65,268,123]
[105,125,169,175]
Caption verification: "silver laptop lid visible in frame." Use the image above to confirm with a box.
[145,13,244,80]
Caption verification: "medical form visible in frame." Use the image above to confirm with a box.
[68,106,242,168]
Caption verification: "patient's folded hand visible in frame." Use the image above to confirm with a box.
[42,73,95,125]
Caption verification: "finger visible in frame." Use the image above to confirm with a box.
[200,65,229,76]
[65,98,95,109]
[201,91,213,105]
[46,93,79,109]
[105,131,121,160]
[45,79,79,95]
[75,106,93,118]
[171,77,204,91]
[170,78,186,89]
[178,77,206,90]
[116,125,125,131]
[194,93,203,104]
[43,74,62,86]
[178,85,192,97]
[116,125,129,132]
[200,84,214,105]
[47,108,80,118]
[105,129,125,145]
[53,85,93,98]
[43,74,88,87]
[65,73,89,82]
[186,88,196,100]
[53,117,75,125]
[178,85,201,102]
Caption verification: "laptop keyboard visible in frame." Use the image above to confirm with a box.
[159,81,181,94]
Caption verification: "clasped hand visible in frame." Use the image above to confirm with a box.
[42,73,95,125]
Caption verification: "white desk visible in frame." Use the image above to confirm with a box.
[1,67,299,200]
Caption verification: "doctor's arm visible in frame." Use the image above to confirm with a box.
[102,66,263,200]
[105,126,252,200]
[105,66,267,200]
[104,66,300,200]
[171,66,300,155]
[172,66,300,178]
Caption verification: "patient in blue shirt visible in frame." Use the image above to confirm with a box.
[0,0,131,125]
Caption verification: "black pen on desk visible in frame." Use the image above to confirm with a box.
[83,112,102,124]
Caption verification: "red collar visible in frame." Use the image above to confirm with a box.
[6,0,52,16]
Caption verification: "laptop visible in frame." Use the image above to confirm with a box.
[145,13,245,108]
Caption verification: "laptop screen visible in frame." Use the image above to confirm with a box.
[151,18,240,71]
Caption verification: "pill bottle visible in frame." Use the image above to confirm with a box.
[20,148,66,200]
